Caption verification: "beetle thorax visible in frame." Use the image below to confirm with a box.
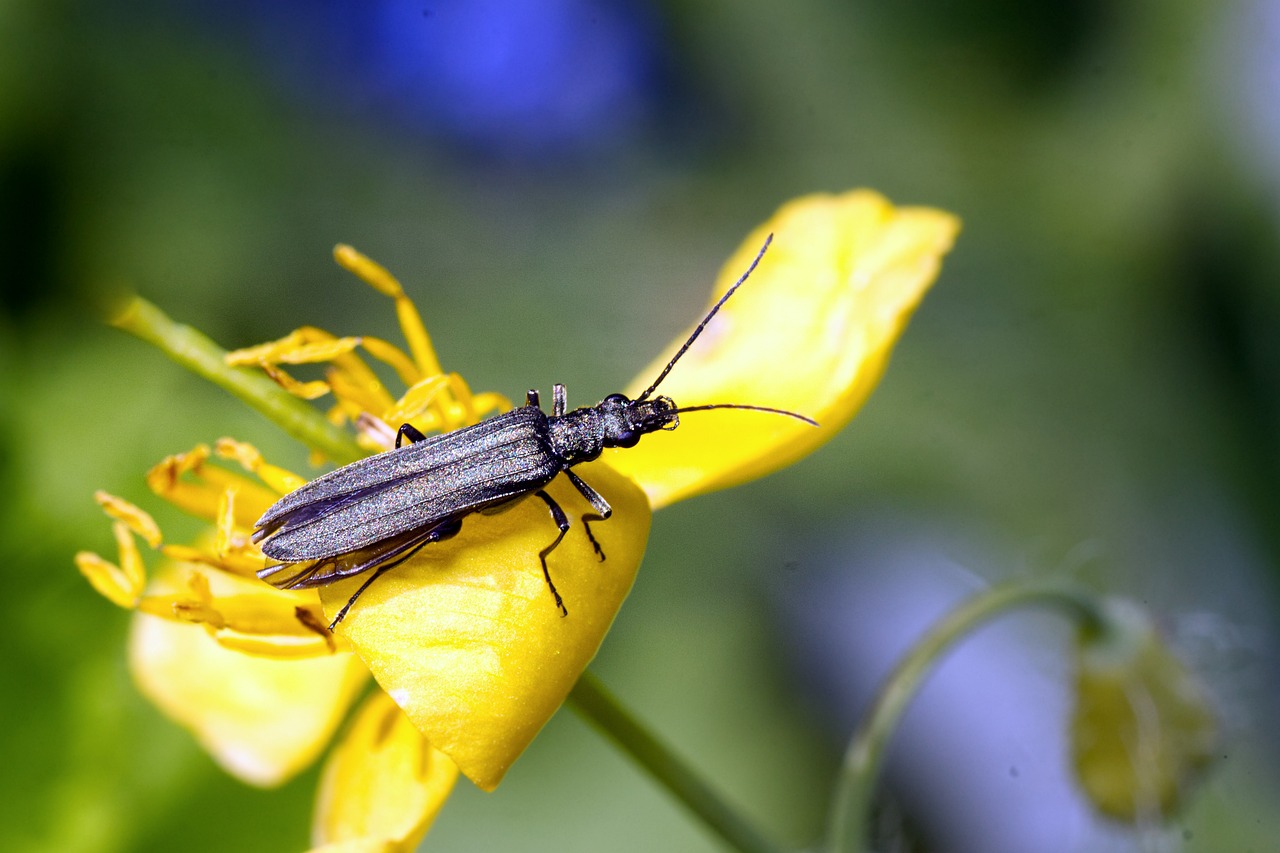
[548,406,607,464]
[547,394,679,465]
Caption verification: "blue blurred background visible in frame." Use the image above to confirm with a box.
[3,1,1279,850]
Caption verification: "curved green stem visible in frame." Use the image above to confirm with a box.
[826,578,1106,853]
[110,295,365,464]
[569,670,787,853]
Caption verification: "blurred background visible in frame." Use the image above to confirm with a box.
[3,0,1279,850]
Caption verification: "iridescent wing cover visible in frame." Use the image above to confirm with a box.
[253,406,561,587]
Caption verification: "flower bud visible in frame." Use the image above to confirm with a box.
[1072,599,1217,821]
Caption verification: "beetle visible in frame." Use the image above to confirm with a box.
[253,234,815,629]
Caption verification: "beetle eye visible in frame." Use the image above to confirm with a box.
[614,429,640,448]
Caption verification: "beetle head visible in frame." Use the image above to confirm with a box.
[599,393,679,448]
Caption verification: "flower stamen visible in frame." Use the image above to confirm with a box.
[94,491,162,547]
[145,444,281,525]
[214,438,307,495]
[160,544,262,579]
[333,243,443,378]
[360,335,425,389]
[138,570,340,658]
[74,522,146,608]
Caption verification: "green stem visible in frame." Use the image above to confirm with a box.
[569,670,787,853]
[826,578,1105,853]
[110,295,365,464]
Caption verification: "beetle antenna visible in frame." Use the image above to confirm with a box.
[636,233,773,402]
[672,403,818,426]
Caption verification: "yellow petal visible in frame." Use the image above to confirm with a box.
[129,564,368,786]
[610,190,960,509]
[321,459,650,790]
[311,691,458,852]
[212,631,337,659]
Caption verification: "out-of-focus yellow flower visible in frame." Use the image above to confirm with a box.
[79,189,958,836]
[1072,599,1218,821]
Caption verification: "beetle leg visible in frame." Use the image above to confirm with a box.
[327,518,462,629]
[395,423,429,448]
[580,514,607,562]
[564,469,611,517]
[329,562,398,630]
[534,490,570,616]
[564,469,611,561]
[525,389,541,408]
[552,383,567,417]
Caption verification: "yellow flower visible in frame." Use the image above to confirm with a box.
[78,189,958,840]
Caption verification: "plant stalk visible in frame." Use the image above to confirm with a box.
[110,295,364,464]
[569,670,787,853]
[826,578,1105,853]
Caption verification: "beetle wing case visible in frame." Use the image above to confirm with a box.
[254,407,561,565]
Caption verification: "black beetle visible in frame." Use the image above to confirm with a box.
[253,234,814,628]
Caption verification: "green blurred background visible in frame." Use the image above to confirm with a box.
[3,1,1279,850]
